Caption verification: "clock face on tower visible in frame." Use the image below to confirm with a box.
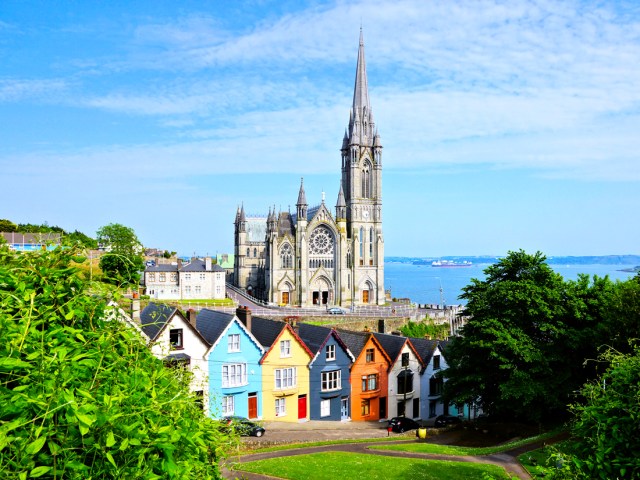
[309,226,334,255]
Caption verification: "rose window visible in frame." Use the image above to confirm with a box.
[309,226,334,255]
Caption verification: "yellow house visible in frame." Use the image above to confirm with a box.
[256,319,313,422]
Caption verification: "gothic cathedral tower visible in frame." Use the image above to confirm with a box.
[341,29,385,305]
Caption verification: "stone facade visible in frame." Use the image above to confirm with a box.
[233,31,385,308]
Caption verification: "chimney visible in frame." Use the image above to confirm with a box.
[205,257,212,271]
[131,293,141,324]
[236,306,252,332]
[187,309,197,328]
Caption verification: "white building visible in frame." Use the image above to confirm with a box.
[144,257,226,300]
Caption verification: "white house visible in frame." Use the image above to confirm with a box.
[144,257,226,300]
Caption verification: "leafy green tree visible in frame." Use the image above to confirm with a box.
[443,250,582,423]
[0,219,18,232]
[97,223,145,286]
[548,345,640,479]
[0,247,232,478]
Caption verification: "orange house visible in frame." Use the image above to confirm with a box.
[338,330,391,421]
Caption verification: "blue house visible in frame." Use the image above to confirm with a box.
[197,307,264,420]
[297,324,354,421]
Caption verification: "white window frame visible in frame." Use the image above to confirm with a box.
[274,367,296,390]
[321,370,341,391]
[280,339,291,358]
[195,285,202,295]
[222,363,248,388]
[228,334,240,352]
[326,344,336,361]
[275,398,286,417]
[320,399,330,417]
[222,395,234,416]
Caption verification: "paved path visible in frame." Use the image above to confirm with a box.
[219,422,561,480]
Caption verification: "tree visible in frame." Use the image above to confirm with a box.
[549,345,640,479]
[97,223,145,286]
[443,250,582,423]
[0,247,233,478]
[63,230,98,249]
[0,219,18,232]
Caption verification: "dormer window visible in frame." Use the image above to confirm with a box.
[280,340,291,358]
[326,344,336,361]
[169,329,183,350]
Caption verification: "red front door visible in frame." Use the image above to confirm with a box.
[297,395,307,420]
[248,393,257,419]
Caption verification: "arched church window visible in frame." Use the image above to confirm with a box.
[369,227,374,265]
[246,248,250,256]
[253,248,257,258]
[361,161,371,198]
[280,243,292,269]
[359,227,364,266]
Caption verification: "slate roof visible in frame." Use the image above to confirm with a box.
[277,212,295,237]
[336,329,370,357]
[145,264,178,272]
[249,316,287,349]
[195,309,235,344]
[180,259,208,272]
[297,323,333,354]
[212,264,225,272]
[373,332,407,364]
[140,303,178,341]
[408,337,439,368]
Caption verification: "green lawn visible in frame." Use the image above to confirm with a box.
[372,430,560,456]
[235,451,513,480]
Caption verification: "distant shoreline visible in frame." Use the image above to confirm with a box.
[386,255,640,267]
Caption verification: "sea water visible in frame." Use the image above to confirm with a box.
[385,261,638,306]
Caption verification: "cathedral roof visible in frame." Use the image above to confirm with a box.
[277,212,295,236]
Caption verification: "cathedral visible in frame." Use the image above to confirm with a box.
[233,31,385,308]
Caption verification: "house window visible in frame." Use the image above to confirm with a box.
[274,367,296,389]
[222,396,234,416]
[365,348,375,363]
[222,364,248,387]
[433,355,441,370]
[361,399,370,416]
[169,329,183,349]
[170,273,177,282]
[321,370,341,391]
[275,398,286,417]
[401,352,410,367]
[195,285,202,295]
[457,404,464,416]
[228,334,240,352]
[280,340,291,357]
[362,374,378,392]
[199,273,206,280]
[159,273,166,282]
[184,286,191,294]
[148,273,155,282]
[397,370,414,395]
[430,376,443,396]
[326,344,336,361]
[429,401,437,418]
[320,399,330,417]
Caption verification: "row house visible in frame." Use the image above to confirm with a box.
[134,303,462,423]
[144,257,226,300]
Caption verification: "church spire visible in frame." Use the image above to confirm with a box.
[352,27,370,113]
[296,178,307,220]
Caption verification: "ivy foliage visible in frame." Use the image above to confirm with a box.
[0,247,231,479]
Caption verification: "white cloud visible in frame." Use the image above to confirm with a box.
[0,78,68,102]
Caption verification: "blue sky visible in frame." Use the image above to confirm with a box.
[1,0,639,257]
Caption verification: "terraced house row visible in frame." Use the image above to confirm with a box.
[131,302,465,423]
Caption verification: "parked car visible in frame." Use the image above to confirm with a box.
[388,416,421,433]
[222,416,265,437]
[434,415,462,428]
[327,307,345,315]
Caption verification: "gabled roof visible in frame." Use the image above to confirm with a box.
[337,329,392,366]
[249,316,288,349]
[140,302,210,347]
[140,303,178,341]
[145,264,178,272]
[197,309,265,357]
[254,318,314,364]
[195,309,235,344]
[373,332,425,370]
[297,324,355,365]
[180,259,208,272]
[408,337,440,369]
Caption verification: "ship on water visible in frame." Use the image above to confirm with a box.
[431,260,473,267]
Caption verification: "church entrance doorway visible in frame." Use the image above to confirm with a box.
[312,291,329,305]
[281,292,289,305]
[311,277,331,306]
[362,289,369,304]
